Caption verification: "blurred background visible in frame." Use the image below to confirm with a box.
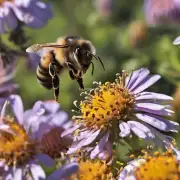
[1,0,180,161]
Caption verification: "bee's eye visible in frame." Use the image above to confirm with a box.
[75,47,80,55]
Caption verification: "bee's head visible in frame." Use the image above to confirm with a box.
[74,41,95,72]
[67,40,105,78]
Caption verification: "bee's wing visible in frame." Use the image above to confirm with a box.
[26,43,69,56]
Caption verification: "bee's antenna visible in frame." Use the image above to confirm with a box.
[91,54,105,71]
[90,62,94,76]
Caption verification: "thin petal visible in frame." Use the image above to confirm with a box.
[13,168,23,180]
[90,131,110,159]
[135,103,174,116]
[30,163,46,180]
[36,154,54,167]
[135,92,173,102]
[125,68,145,88]
[133,75,161,94]
[47,163,79,180]
[61,124,82,137]
[118,159,145,180]
[43,101,60,113]
[129,69,150,91]
[119,122,131,137]
[135,113,179,132]
[127,121,155,139]
[9,95,24,125]
[67,129,101,154]
[5,9,18,30]
[32,101,45,116]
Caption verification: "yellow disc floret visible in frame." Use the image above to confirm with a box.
[0,120,38,167]
[78,73,134,130]
[70,160,113,180]
[135,151,180,180]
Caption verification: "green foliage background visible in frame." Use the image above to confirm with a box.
[12,0,180,155]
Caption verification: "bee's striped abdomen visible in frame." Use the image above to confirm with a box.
[37,58,53,89]
[36,51,64,89]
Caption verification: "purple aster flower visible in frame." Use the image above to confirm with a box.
[0,57,18,100]
[143,0,180,25]
[0,96,54,179]
[118,150,180,180]
[0,0,53,33]
[23,99,73,158]
[62,68,179,160]
[0,95,73,179]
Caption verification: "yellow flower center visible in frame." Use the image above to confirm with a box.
[70,160,113,180]
[135,151,180,180]
[78,73,134,130]
[0,121,38,167]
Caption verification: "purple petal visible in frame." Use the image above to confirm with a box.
[146,124,176,148]
[32,101,45,116]
[0,17,6,33]
[76,129,101,147]
[13,168,23,180]
[129,69,150,91]
[43,101,60,114]
[118,159,145,180]
[0,160,5,167]
[133,75,161,94]
[98,141,112,160]
[23,1,52,28]
[135,113,179,132]
[135,103,174,116]
[61,124,82,137]
[9,95,24,125]
[67,129,101,154]
[135,92,173,102]
[51,112,68,127]
[127,121,155,139]
[125,68,145,88]
[30,163,46,180]
[23,113,39,133]
[36,154,54,167]
[90,131,110,159]
[5,9,18,30]
[47,163,79,180]
[119,122,131,137]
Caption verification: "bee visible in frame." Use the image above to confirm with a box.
[26,36,105,102]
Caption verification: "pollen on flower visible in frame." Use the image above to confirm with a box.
[135,151,180,180]
[0,120,38,167]
[70,160,113,180]
[76,72,135,130]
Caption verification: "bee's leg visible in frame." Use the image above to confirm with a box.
[69,70,75,80]
[49,63,60,102]
[52,75,60,102]
[77,78,84,89]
